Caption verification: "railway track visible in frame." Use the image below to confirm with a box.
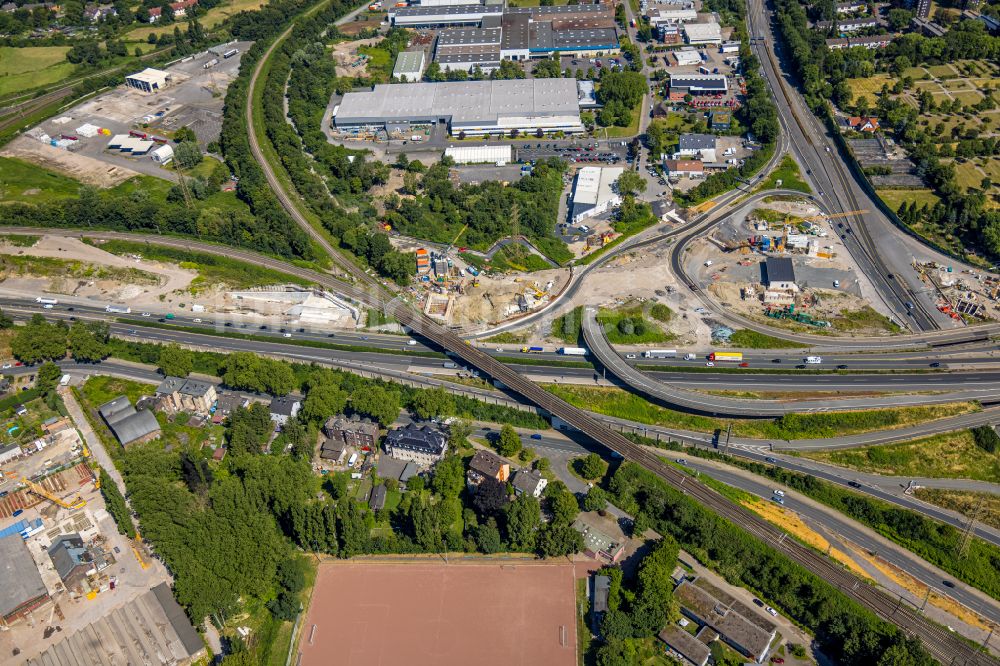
[240,8,999,661]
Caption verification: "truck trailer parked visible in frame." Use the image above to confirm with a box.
[558,347,587,356]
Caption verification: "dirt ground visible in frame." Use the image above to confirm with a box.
[298,561,577,666]
[1,136,138,188]
[331,37,381,78]
[450,268,568,328]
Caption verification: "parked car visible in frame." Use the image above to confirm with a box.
[765,606,778,617]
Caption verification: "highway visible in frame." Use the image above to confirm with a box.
[582,307,1000,416]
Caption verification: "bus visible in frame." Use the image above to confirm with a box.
[708,351,743,362]
[643,349,677,359]
[223,48,239,59]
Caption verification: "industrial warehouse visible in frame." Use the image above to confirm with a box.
[333,78,585,136]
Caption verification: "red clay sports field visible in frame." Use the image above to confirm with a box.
[297,561,578,666]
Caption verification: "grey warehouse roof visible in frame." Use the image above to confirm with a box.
[764,256,796,284]
[437,27,502,46]
[393,4,502,18]
[335,79,580,127]
[678,133,717,151]
[0,534,48,618]
[112,409,161,445]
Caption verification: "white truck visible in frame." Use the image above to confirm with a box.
[59,374,71,387]
[805,356,823,364]
[106,305,131,314]
[35,297,58,305]
[643,349,677,359]
[558,347,588,356]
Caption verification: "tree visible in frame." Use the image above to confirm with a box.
[545,480,579,527]
[432,454,465,497]
[576,453,606,480]
[11,314,67,364]
[222,352,295,395]
[537,522,584,557]
[475,518,502,553]
[493,59,525,80]
[615,170,646,197]
[472,478,509,516]
[887,8,913,30]
[583,486,610,512]
[410,387,455,420]
[495,424,522,457]
[302,384,348,423]
[601,610,634,640]
[99,468,136,539]
[448,419,472,450]
[175,141,203,170]
[158,344,193,377]
[504,494,541,550]
[173,126,197,143]
[35,362,63,393]
[351,385,401,426]
[0,308,12,329]
[533,54,562,78]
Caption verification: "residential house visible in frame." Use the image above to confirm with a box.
[384,423,448,465]
[269,396,301,427]
[572,518,625,563]
[212,392,249,424]
[148,0,196,21]
[674,578,777,663]
[83,3,115,21]
[155,376,217,414]
[0,535,50,625]
[825,33,896,49]
[47,534,94,591]
[98,396,160,448]
[370,484,387,511]
[41,416,71,436]
[675,133,717,160]
[212,447,227,461]
[320,438,348,464]
[511,469,547,498]
[467,449,510,489]
[815,16,878,31]
[323,414,379,450]
[663,159,704,178]
[0,443,22,466]
[847,116,880,132]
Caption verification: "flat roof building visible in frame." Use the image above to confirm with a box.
[393,50,426,82]
[334,79,584,136]
[763,256,797,290]
[445,144,512,164]
[658,624,711,666]
[673,47,702,65]
[125,67,169,94]
[571,166,624,224]
[668,73,728,95]
[675,579,777,663]
[683,21,722,44]
[391,3,503,27]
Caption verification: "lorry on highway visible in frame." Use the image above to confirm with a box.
[105,305,131,314]
[520,346,544,353]
[35,297,58,305]
[643,349,677,359]
[805,356,823,364]
[558,347,587,356]
[708,351,743,362]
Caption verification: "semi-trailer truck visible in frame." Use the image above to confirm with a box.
[558,347,587,356]
[105,305,131,314]
[35,297,58,305]
[708,351,743,362]
[643,349,677,358]
[520,346,544,353]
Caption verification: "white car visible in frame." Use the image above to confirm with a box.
[43,304,53,309]
[283,333,292,338]
[406,340,417,346]
[495,347,503,352]
[704,260,714,267]
[773,489,785,497]
[141,312,151,317]
[705,361,715,367]
[625,353,637,359]
[765,606,778,617]
[1,364,10,369]
[192,318,202,323]
[833,280,840,288]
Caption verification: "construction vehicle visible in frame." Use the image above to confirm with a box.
[3,471,86,510]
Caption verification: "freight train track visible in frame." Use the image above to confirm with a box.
[241,6,998,662]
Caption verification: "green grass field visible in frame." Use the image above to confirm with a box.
[926,63,958,78]
[727,329,808,349]
[0,46,74,98]
[0,156,82,202]
[126,0,265,39]
[801,429,1000,483]
[759,154,811,193]
[845,74,892,101]
[952,160,986,192]
[602,104,642,139]
[876,188,941,211]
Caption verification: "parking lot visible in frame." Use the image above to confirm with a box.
[8,42,250,183]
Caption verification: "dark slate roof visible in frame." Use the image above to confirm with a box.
[155,376,185,395]
[593,575,610,613]
[47,533,88,581]
[385,423,447,456]
[764,256,796,284]
[269,396,300,417]
[678,133,716,151]
[111,409,161,445]
[469,449,506,477]
[151,583,204,656]
[98,395,134,423]
[0,534,48,617]
[370,484,387,510]
[511,469,545,494]
[180,379,214,397]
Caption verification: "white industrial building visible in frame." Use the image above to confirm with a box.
[720,40,740,53]
[445,144,512,164]
[107,134,155,154]
[390,3,503,27]
[334,79,584,136]
[571,166,624,224]
[683,21,722,44]
[150,144,174,164]
[125,68,169,94]
[392,50,426,82]
[673,47,702,66]
[646,7,697,24]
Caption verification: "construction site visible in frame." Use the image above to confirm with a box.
[684,198,907,335]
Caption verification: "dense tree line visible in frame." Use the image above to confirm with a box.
[10,315,110,364]
[607,462,936,666]
[99,468,136,539]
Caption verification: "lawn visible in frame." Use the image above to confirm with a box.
[601,104,642,139]
[829,306,901,335]
[758,154,811,193]
[0,46,74,98]
[0,156,82,203]
[876,188,941,211]
[596,304,674,344]
[952,160,986,192]
[727,329,808,349]
[800,429,1000,483]
[951,90,984,105]
[926,63,958,78]
[845,74,892,101]
[913,489,1000,531]
[487,245,553,272]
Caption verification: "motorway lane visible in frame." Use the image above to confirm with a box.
[677,457,1000,628]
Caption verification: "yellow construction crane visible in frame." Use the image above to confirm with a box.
[802,210,868,222]
[3,471,86,510]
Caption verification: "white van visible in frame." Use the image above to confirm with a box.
[805,356,823,364]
